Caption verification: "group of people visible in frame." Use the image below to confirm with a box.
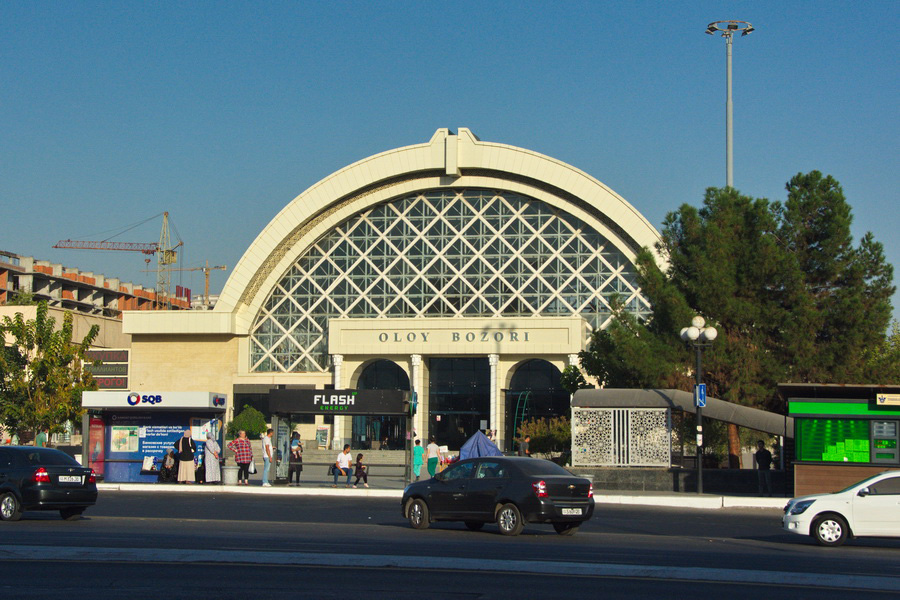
[332,444,369,488]
[223,428,306,487]
[158,428,222,484]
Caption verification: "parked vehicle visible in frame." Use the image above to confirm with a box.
[0,446,98,521]
[782,470,900,546]
[401,456,594,536]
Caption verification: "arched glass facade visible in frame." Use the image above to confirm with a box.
[250,188,651,373]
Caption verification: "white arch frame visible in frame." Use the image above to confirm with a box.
[217,128,662,334]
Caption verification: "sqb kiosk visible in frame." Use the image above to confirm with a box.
[81,391,227,483]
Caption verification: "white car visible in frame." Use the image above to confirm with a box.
[783,470,900,546]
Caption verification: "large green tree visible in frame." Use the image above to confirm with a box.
[580,172,895,466]
[0,302,99,440]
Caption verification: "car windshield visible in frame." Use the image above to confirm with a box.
[21,449,80,467]
[515,460,573,477]
[836,473,886,494]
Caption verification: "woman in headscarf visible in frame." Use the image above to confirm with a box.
[174,429,196,484]
[158,449,177,483]
[204,424,222,484]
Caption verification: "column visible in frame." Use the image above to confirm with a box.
[489,353,499,438]
[410,354,422,442]
[332,354,344,449]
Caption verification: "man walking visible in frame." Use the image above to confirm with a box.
[261,429,274,487]
[755,440,773,497]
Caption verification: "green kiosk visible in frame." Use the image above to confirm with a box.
[782,384,900,496]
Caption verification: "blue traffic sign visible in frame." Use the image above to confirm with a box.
[695,383,707,408]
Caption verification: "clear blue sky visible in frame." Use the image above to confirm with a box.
[3,1,898,319]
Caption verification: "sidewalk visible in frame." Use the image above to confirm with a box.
[96,479,788,509]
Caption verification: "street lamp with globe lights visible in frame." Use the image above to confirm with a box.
[681,316,718,494]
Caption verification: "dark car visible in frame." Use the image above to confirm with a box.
[0,446,98,521]
[401,456,594,536]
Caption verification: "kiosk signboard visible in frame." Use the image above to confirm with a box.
[269,389,408,416]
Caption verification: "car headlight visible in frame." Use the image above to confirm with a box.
[788,499,815,515]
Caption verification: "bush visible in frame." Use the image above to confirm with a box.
[225,405,267,440]
[516,416,571,454]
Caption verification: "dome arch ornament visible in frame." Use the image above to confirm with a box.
[220,128,663,334]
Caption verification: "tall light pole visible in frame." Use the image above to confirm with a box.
[681,316,717,494]
[706,20,754,188]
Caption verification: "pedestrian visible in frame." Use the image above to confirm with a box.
[518,435,531,457]
[228,430,253,485]
[353,453,369,488]
[412,439,424,481]
[204,428,221,485]
[174,429,196,484]
[288,432,303,486]
[425,436,442,478]
[333,444,353,487]
[35,428,49,448]
[755,440,773,497]
[261,429,274,487]
[158,449,177,483]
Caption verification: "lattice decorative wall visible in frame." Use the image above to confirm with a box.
[572,408,671,467]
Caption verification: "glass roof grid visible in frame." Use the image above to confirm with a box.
[250,188,651,372]
[460,295,492,317]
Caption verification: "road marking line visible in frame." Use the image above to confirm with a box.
[0,545,896,591]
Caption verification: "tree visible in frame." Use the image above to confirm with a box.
[226,404,267,440]
[863,320,900,383]
[0,302,99,439]
[559,365,592,395]
[776,172,895,384]
[580,173,895,468]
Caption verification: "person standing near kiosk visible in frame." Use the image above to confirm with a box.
[175,430,196,484]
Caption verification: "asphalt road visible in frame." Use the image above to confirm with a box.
[1,491,898,598]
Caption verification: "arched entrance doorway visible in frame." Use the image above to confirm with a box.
[353,360,410,450]
[505,359,570,450]
[428,357,491,450]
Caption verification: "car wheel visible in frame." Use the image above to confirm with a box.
[813,514,849,547]
[553,522,580,536]
[60,507,85,521]
[408,499,430,530]
[496,503,524,536]
[465,521,484,531]
[0,492,23,522]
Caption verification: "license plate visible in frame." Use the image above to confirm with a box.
[59,475,82,483]
[561,508,582,516]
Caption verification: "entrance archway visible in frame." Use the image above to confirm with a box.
[505,359,569,450]
[428,357,490,450]
[354,360,410,450]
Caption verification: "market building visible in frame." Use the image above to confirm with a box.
[122,128,662,451]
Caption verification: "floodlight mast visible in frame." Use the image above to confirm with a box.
[705,20,755,188]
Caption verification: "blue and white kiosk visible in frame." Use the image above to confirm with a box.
[81,391,227,483]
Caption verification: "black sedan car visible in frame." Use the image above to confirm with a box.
[401,456,594,536]
[0,446,98,521]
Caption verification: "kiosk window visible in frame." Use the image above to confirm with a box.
[869,477,900,495]
[796,419,870,463]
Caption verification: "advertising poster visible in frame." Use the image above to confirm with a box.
[88,417,105,475]
[111,426,139,452]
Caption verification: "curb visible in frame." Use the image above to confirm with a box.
[97,483,403,498]
[96,483,786,508]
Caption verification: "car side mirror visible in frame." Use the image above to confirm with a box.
[857,487,870,497]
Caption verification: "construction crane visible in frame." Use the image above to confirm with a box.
[53,212,183,309]
[145,261,227,308]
